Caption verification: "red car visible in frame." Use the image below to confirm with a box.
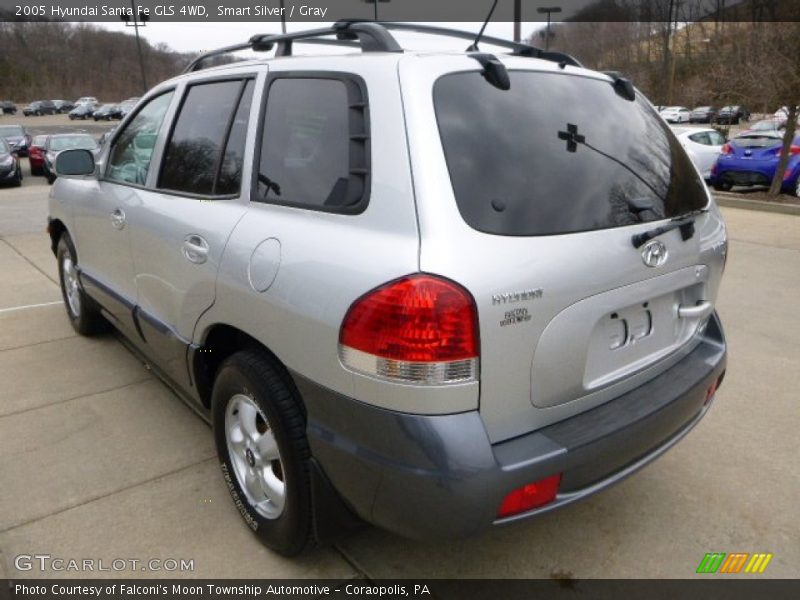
[28,135,48,176]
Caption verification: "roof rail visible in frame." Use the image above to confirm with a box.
[183,21,402,73]
[355,21,582,68]
[182,20,582,74]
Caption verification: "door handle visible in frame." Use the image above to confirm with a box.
[677,301,714,319]
[182,234,209,264]
[110,208,126,230]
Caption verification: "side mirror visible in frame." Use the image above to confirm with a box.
[55,149,95,177]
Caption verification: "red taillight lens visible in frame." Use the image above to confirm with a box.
[498,474,562,518]
[777,145,800,157]
[339,274,479,384]
[720,143,732,155]
[29,148,42,158]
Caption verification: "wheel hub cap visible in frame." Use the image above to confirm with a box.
[224,394,285,520]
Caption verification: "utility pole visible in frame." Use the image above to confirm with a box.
[122,0,148,92]
[537,6,562,51]
[362,0,390,22]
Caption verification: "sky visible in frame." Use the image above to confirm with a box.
[96,21,549,55]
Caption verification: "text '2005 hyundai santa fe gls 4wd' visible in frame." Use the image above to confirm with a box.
[48,22,728,556]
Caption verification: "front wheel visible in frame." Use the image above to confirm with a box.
[212,350,312,556]
[56,233,106,335]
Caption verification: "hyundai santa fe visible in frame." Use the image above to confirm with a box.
[47,22,728,556]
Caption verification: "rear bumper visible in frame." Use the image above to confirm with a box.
[298,313,727,540]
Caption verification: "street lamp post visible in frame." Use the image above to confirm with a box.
[537,6,562,51]
[121,0,149,93]
[362,0,391,22]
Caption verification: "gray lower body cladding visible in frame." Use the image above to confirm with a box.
[295,313,727,540]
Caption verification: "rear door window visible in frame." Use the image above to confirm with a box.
[159,79,254,196]
[434,71,708,236]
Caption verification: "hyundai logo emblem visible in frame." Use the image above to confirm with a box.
[642,240,668,268]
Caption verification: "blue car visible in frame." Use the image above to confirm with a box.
[711,132,800,196]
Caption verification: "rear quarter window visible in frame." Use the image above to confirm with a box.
[434,70,708,236]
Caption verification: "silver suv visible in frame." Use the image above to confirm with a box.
[48,22,728,556]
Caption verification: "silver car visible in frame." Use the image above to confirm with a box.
[47,22,728,556]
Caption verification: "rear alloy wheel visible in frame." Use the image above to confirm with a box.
[212,350,312,556]
[713,181,733,192]
[57,233,106,335]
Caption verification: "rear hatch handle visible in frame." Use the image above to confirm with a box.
[677,301,714,319]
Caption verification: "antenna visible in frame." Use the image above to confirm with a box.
[468,0,499,52]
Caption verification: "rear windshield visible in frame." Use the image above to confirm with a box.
[731,134,782,148]
[0,125,24,136]
[434,71,707,236]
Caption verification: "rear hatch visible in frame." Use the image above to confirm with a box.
[399,55,728,443]
[718,133,782,185]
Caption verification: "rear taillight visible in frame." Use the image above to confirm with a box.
[339,274,479,385]
[497,474,562,518]
[720,143,732,155]
[777,145,800,157]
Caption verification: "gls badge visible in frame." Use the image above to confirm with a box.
[642,240,668,268]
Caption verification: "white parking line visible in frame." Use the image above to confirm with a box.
[0,301,62,314]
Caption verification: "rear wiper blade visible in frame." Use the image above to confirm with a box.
[631,208,708,248]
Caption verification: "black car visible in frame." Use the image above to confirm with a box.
[22,100,57,116]
[52,100,75,113]
[716,105,750,124]
[92,103,121,121]
[0,101,17,115]
[689,106,717,123]
[0,124,32,157]
[68,103,96,120]
[0,137,23,187]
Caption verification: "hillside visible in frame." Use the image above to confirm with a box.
[0,22,191,102]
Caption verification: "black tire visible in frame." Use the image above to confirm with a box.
[212,350,312,556]
[13,165,22,187]
[713,181,733,192]
[56,233,106,336]
[46,173,55,185]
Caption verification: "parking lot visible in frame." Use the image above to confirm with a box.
[0,117,798,580]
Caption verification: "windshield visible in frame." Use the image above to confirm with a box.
[751,121,778,131]
[0,125,24,137]
[49,136,97,152]
[434,71,708,236]
[731,134,782,149]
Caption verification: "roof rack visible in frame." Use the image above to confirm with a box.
[183,20,582,74]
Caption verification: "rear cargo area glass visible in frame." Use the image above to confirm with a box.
[434,71,708,236]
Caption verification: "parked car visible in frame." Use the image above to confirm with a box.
[52,100,75,113]
[68,103,96,120]
[660,106,691,123]
[715,105,750,124]
[43,133,99,184]
[711,132,800,195]
[741,119,786,135]
[689,106,717,124]
[47,23,728,556]
[672,126,726,180]
[1,101,17,115]
[0,124,32,156]
[74,96,98,106]
[93,103,121,121]
[118,99,138,118]
[28,134,49,175]
[22,100,57,116]
[0,137,23,186]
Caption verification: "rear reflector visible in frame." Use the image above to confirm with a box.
[497,474,562,518]
[339,274,479,385]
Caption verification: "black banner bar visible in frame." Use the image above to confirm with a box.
[2,0,800,23]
